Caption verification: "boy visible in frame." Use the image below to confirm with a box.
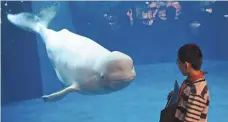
[169,43,210,122]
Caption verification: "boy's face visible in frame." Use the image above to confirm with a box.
[177,58,191,76]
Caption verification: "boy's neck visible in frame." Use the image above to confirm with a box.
[187,69,204,82]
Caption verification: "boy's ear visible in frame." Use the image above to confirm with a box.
[185,62,191,69]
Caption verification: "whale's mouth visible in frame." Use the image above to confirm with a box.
[112,74,136,82]
[119,75,135,81]
[102,71,136,84]
[104,79,132,91]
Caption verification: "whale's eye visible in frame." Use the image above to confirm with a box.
[117,67,123,71]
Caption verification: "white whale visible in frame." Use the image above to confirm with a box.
[7,5,136,102]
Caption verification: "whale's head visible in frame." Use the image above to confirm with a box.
[102,51,136,91]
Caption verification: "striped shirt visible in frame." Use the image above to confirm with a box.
[174,78,210,122]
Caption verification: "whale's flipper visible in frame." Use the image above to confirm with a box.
[42,83,80,102]
[7,3,59,33]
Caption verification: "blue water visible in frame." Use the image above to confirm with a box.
[2,1,228,122]
[2,61,228,122]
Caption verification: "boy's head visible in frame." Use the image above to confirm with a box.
[177,43,203,76]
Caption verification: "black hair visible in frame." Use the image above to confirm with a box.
[178,43,203,70]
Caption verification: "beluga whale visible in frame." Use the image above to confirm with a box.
[7,4,136,102]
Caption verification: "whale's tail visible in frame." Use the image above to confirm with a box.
[7,3,59,33]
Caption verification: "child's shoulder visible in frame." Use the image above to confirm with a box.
[187,78,209,97]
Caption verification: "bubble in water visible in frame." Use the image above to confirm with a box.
[5,2,8,6]
[190,21,201,28]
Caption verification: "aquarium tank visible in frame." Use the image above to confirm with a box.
[1,1,228,122]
